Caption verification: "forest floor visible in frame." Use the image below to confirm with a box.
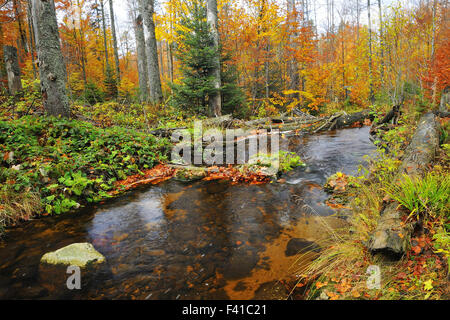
[0,95,449,300]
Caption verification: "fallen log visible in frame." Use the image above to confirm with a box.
[150,127,187,137]
[368,112,441,259]
[377,104,402,126]
[202,114,233,127]
[312,109,372,133]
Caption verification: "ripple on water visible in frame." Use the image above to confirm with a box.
[0,127,376,300]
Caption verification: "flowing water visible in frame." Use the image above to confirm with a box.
[0,127,376,300]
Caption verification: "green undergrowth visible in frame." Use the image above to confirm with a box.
[0,116,170,233]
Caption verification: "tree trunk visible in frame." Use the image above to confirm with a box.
[27,0,37,79]
[206,0,222,116]
[440,86,450,113]
[134,11,149,102]
[109,0,121,82]
[286,0,299,100]
[377,0,384,84]
[3,46,23,95]
[13,0,29,58]
[31,0,70,118]
[141,0,163,103]
[367,0,374,103]
[100,0,109,69]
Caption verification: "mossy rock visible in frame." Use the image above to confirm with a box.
[174,167,207,182]
[40,243,105,268]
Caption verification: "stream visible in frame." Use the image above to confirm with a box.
[0,127,376,300]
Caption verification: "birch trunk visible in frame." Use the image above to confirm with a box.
[31,0,70,118]
[3,46,22,95]
[141,0,163,103]
[206,0,222,116]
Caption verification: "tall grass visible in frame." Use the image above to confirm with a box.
[384,173,450,220]
[0,187,42,234]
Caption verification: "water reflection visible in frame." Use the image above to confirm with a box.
[0,127,375,300]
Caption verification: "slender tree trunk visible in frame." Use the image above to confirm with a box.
[109,0,121,82]
[287,0,300,99]
[206,0,222,116]
[378,0,384,85]
[27,0,37,79]
[100,0,109,69]
[431,0,437,59]
[13,0,29,58]
[0,25,5,87]
[356,0,360,42]
[159,40,164,80]
[3,46,23,94]
[167,41,173,83]
[31,0,70,117]
[141,0,163,103]
[134,11,149,101]
[367,0,374,103]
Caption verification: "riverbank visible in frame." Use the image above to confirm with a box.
[0,116,171,234]
[0,125,376,299]
[293,106,450,300]
[0,113,306,235]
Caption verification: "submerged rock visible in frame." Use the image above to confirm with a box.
[285,238,321,257]
[252,280,288,300]
[40,243,105,268]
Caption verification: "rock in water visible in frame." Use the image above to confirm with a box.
[41,243,105,268]
[39,243,107,295]
[285,238,321,257]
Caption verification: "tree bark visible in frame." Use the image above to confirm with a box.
[134,11,149,102]
[31,0,70,118]
[100,0,109,69]
[3,46,22,95]
[141,0,163,103]
[27,0,37,79]
[377,0,384,84]
[367,0,374,103]
[206,0,222,116]
[109,0,121,82]
[13,0,29,57]
[439,86,449,113]
[286,0,299,99]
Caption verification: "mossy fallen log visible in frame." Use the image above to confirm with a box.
[368,112,441,259]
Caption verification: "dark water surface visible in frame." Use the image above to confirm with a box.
[0,127,375,300]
